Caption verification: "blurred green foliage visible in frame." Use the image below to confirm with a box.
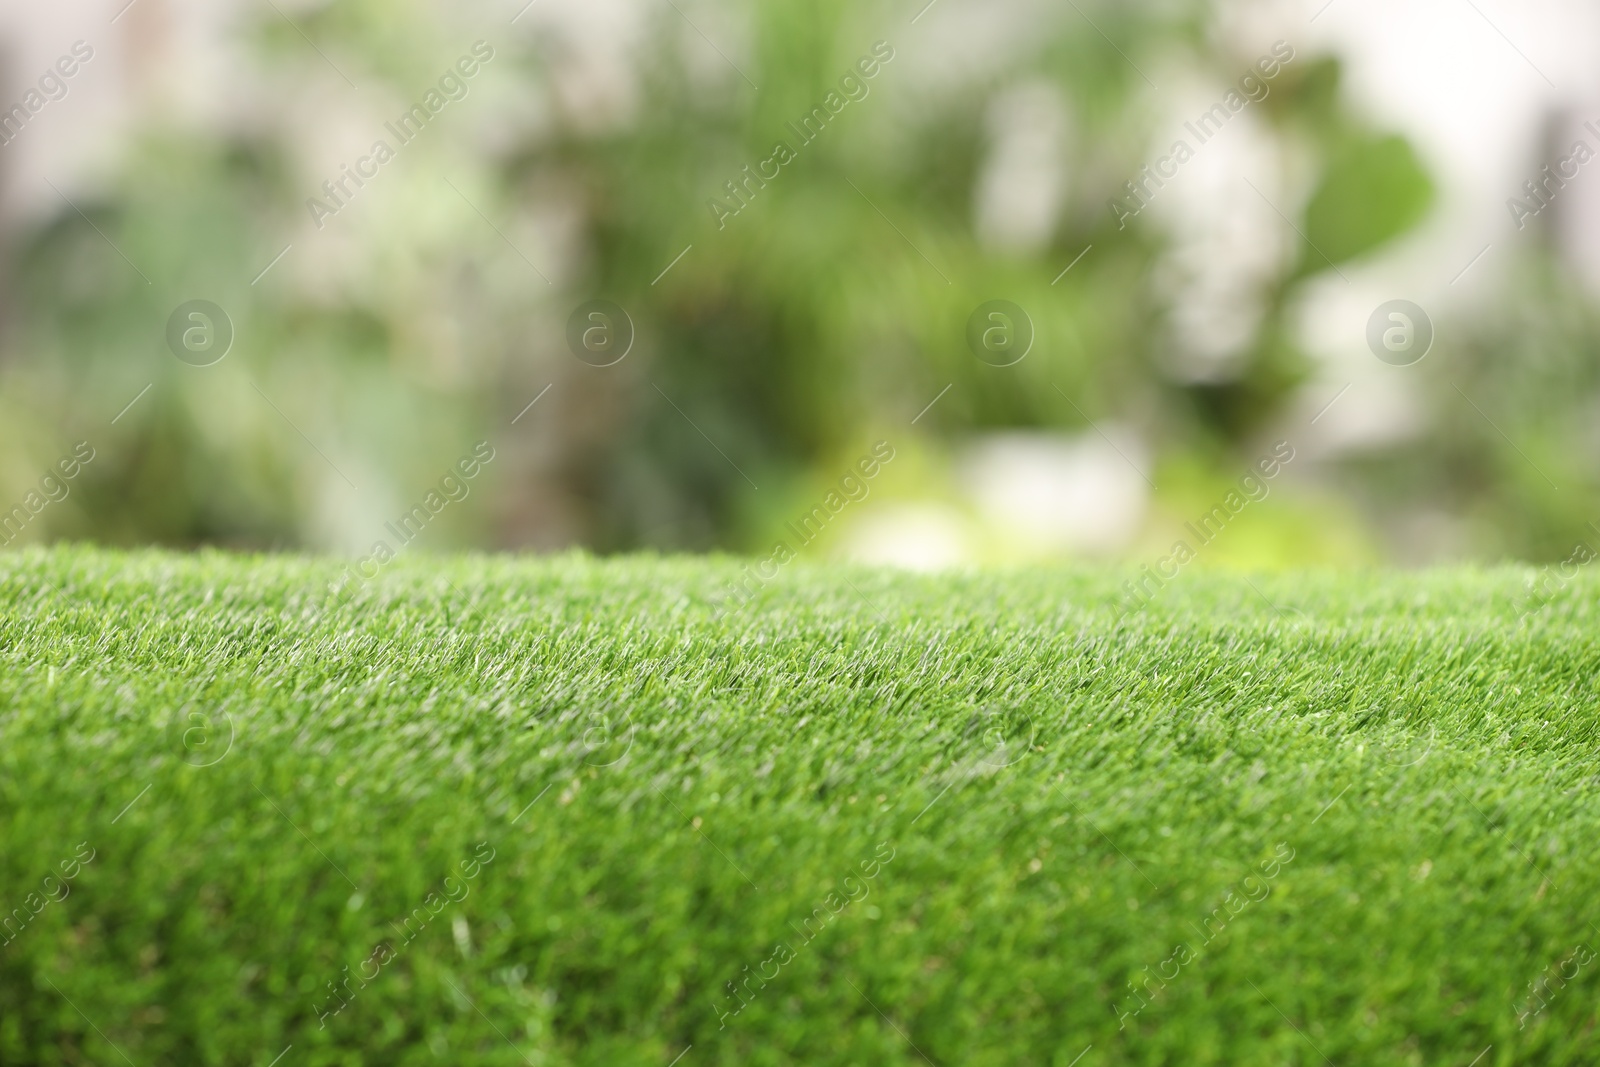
[1301,134,1434,271]
[0,0,1588,562]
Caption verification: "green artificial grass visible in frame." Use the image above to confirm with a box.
[3,545,1599,1066]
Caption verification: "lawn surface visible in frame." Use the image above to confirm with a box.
[2,546,1598,1066]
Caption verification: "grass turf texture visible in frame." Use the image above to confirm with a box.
[2,547,1598,1066]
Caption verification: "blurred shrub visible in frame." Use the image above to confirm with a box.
[0,0,1507,562]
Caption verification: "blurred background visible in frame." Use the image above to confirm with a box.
[2,0,1598,568]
